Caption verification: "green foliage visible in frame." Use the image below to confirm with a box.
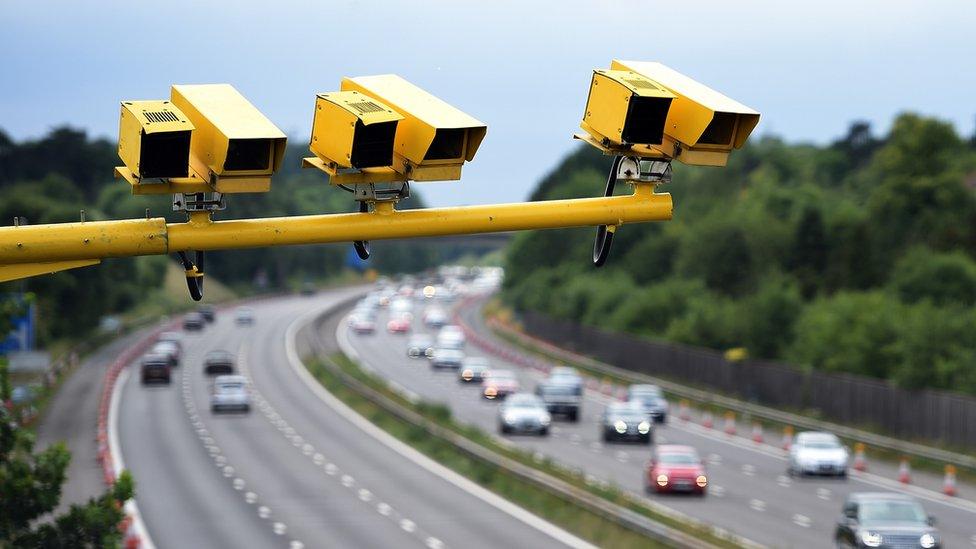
[0,361,133,547]
[504,114,976,394]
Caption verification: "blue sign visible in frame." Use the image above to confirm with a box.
[0,297,34,355]
[345,246,369,272]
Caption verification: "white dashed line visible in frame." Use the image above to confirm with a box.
[817,488,832,501]
[776,475,792,487]
[426,537,445,549]
[710,485,725,497]
[377,502,392,516]
[245,491,258,504]
[341,474,355,487]
[258,505,271,519]
[792,514,811,528]
[273,522,287,535]
[741,464,756,476]
[400,519,416,533]
[233,478,245,490]
[358,489,373,502]
[749,499,766,512]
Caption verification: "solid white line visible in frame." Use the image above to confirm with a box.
[109,368,157,549]
[287,306,596,549]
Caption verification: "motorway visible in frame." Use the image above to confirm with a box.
[344,296,976,548]
[116,290,589,549]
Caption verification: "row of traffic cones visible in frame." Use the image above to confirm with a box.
[680,403,961,497]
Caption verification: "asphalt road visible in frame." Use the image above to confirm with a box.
[117,290,585,549]
[344,296,976,549]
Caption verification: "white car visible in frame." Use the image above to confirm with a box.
[436,325,465,350]
[788,431,849,477]
[498,393,551,436]
[210,375,251,413]
[234,307,255,325]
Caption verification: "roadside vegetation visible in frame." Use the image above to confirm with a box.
[503,115,976,394]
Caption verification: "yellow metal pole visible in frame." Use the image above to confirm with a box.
[0,186,671,266]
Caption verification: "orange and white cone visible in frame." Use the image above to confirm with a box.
[701,410,714,429]
[678,400,690,422]
[723,411,737,436]
[943,465,957,497]
[782,425,794,451]
[751,422,764,444]
[852,443,867,472]
[898,457,911,484]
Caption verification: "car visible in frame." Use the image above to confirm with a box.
[210,375,251,413]
[646,445,707,495]
[548,366,583,393]
[436,325,466,350]
[482,369,520,400]
[835,493,940,548]
[535,378,582,421]
[627,384,669,423]
[788,431,849,477]
[430,348,465,370]
[389,297,414,318]
[183,311,205,331]
[300,281,316,296]
[157,331,184,349]
[406,334,435,358]
[140,353,172,384]
[203,350,235,375]
[150,340,181,367]
[458,357,490,383]
[349,314,376,334]
[387,314,411,334]
[234,306,255,325]
[423,307,448,329]
[498,393,551,436]
[198,304,216,323]
[602,401,653,443]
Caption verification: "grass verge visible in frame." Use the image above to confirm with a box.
[306,352,742,549]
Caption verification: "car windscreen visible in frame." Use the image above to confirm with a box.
[800,439,840,449]
[216,383,245,393]
[658,453,699,465]
[540,384,578,396]
[858,501,927,524]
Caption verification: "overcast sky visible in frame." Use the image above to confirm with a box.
[1,0,974,206]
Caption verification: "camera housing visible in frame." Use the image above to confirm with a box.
[170,84,287,193]
[308,90,404,172]
[578,69,675,152]
[117,100,194,184]
[340,74,486,182]
[611,60,760,166]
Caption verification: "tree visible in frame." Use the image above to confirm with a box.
[0,359,134,547]
[889,247,976,306]
[789,205,827,297]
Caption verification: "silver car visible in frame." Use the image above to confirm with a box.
[627,384,669,423]
[210,375,251,413]
[498,393,551,436]
[430,348,464,370]
[789,431,849,477]
[406,334,435,358]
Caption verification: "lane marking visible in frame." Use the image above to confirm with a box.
[817,488,831,501]
[791,514,811,528]
[109,368,157,549]
[741,464,756,477]
[749,499,766,512]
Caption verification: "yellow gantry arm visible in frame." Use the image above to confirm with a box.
[0,185,671,281]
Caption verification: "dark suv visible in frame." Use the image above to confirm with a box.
[140,353,172,384]
[535,379,582,422]
[835,492,939,548]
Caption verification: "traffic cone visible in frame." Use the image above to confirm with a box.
[678,400,690,422]
[852,443,867,472]
[751,422,764,444]
[898,457,911,484]
[943,465,957,496]
[701,410,714,429]
[782,425,794,451]
[723,411,737,436]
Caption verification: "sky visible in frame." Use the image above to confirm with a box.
[1,0,974,207]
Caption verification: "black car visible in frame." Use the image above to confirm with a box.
[140,353,172,384]
[203,350,235,375]
[183,312,205,331]
[601,402,653,444]
[198,304,216,323]
[835,492,940,548]
[535,379,582,421]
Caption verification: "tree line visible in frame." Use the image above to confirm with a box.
[503,114,976,394]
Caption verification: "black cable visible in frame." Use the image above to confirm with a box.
[354,201,370,260]
[593,155,623,267]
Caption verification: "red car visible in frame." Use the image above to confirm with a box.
[386,315,411,334]
[646,445,707,495]
[482,369,520,400]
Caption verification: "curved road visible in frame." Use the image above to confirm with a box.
[344,296,976,548]
[118,290,586,549]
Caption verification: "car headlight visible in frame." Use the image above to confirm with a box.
[860,531,883,547]
[696,475,707,487]
[540,415,551,426]
[614,420,627,434]
[638,421,651,434]
[461,370,472,380]
[503,413,517,424]
[920,533,937,548]
[656,474,668,487]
